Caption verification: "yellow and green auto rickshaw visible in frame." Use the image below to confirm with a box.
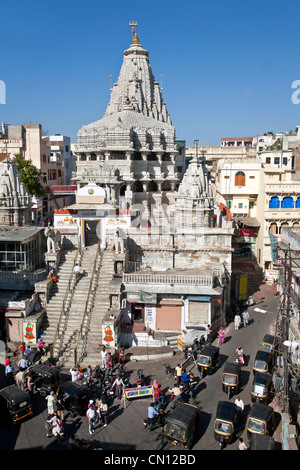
[214,401,238,449]
[162,403,199,449]
[197,344,220,379]
[246,402,275,439]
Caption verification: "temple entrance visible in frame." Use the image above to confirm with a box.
[83,219,101,246]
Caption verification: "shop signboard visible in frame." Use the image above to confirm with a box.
[127,292,157,304]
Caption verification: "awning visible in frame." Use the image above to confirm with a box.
[239,217,260,227]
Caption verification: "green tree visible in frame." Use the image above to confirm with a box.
[13,153,44,196]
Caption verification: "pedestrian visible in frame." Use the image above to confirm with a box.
[18,342,26,357]
[238,437,248,450]
[18,356,27,371]
[188,373,198,398]
[38,337,45,355]
[101,347,108,369]
[70,367,78,382]
[242,309,249,328]
[100,398,108,427]
[56,396,64,420]
[73,263,81,282]
[5,361,14,385]
[107,352,113,371]
[234,396,244,418]
[86,400,96,434]
[46,391,57,415]
[218,326,226,345]
[27,374,35,397]
[234,313,241,331]
[112,375,125,399]
[169,385,182,409]
[46,413,58,437]
[205,324,212,343]
[15,369,26,390]
[175,363,182,387]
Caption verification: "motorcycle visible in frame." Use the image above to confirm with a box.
[136,369,147,387]
[45,414,64,439]
[143,410,166,431]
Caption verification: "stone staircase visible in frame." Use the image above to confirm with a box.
[54,244,100,366]
[40,249,78,346]
[77,249,115,366]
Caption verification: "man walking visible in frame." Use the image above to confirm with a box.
[242,309,249,328]
[86,400,96,435]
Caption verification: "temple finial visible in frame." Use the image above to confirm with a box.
[129,21,139,44]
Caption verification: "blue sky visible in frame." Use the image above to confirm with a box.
[1,0,300,145]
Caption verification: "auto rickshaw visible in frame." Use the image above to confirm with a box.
[246,402,274,439]
[251,372,273,403]
[221,362,241,399]
[214,401,238,449]
[197,344,220,379]
[56,380,89,416]
[162,403,199,449]
[249,433,276,450]
[259,334,278,354]
[26,364,60,396]
[0,385,33,424]
[253,350,274,374]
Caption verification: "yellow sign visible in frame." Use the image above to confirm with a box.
[178,338,183,349]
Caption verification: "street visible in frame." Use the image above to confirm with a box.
[0,287,280,452]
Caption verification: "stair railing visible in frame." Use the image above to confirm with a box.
[74,241,102,365]
[50,246,82,360]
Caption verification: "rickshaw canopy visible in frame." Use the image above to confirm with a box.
[248,402,274,425]
[197,345,219,365]
[259,335,278,354]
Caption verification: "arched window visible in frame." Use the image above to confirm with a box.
[235,171,245,186]
[148,180,158,192]
[280,223,289,234]
[269,196,280,209]
[269,223,278,234]
[296,197,300,208]
[133,181,143,192]
[281,197,294,209]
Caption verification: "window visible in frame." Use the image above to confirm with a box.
[269,196,280,209]
[238,203,243,209]
[266,157,271,164]
[274,158,280,164]
[235,171,245,186]
[226,201,232,208]
[281,197,294,209]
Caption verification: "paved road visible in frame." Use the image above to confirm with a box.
[0,291,279,452]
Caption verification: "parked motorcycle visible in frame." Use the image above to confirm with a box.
[162,363,175,380]
[136,369,147,387]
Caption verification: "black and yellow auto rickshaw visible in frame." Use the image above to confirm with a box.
[251,372,273,403]
[197,344,220,379]
[27,364,60,396]
[246,402,274,439]
[221,362,241,399]
[214,401,238,449]
[162,403,199,449]
[0,385,33,424]
[253,350,274,375]
[259,334,278,354]
[56,380,89,417]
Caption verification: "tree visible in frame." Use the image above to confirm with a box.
[13,153,44,196]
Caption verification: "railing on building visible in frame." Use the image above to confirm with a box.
[123,272,215,286]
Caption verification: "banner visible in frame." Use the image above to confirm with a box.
[124,385,154,400]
